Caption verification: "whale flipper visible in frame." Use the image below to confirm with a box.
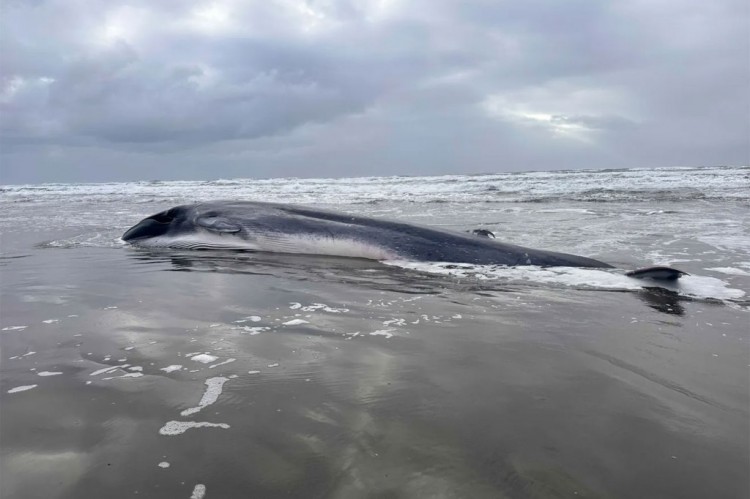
[196,216,242,233]
[626,266,687,281]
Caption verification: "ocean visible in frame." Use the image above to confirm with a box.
[1,165,748,498]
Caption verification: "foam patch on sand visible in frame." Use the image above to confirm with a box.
[235,326,270,335]
[90,364,129,376]
[289,302,349,313]
[370,329,394,338]
[283,319,309,326]
[190,353,218,364]
[102,372,144,380]
[159,421,230,436]
[209,359,235,369]
[234,316,262,323]
[8,385,37,393]
[181,377,228,416]
[191,484,206,499]
[385,261,745,301]
[677,274,746,300]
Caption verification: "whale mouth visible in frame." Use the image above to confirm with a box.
[122,219,167,241]
[122,209,178,241]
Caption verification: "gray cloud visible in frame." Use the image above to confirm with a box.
[1,0,748,183]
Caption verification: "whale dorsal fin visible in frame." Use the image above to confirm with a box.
[196,216,242,233]
[468,229,496,239]
[626,266,688,281]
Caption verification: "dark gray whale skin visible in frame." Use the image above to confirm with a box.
[122,201,613,268]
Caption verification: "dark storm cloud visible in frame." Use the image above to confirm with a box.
[1,0,748,183]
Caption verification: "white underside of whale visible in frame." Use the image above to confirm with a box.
[126,232,401,260]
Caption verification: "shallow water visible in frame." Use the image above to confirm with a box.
[1,166,749,498]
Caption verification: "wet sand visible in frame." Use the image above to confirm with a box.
[1,244,748,499]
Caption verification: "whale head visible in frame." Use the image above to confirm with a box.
[122,202,261,249]
[122,205,191,243]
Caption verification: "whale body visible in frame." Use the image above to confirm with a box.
[121,201,685,279]
[122,201,613,267]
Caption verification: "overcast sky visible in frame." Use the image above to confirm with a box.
[1,0,748,184]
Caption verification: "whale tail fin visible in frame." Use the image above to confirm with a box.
[626,266,688,281]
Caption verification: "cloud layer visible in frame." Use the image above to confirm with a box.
[2,0,748,183]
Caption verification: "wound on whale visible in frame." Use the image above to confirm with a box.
[122,201,685,281]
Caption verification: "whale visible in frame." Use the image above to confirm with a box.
[122,201,685,279]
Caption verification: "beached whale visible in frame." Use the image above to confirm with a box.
[122,201,685,280]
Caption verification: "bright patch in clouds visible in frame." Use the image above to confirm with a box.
[187,3,234,34]
[97,6,151,45]
[482,84,637,141]
[485,102,593,140]
[1,76,56,104]
[285,0,330,32]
